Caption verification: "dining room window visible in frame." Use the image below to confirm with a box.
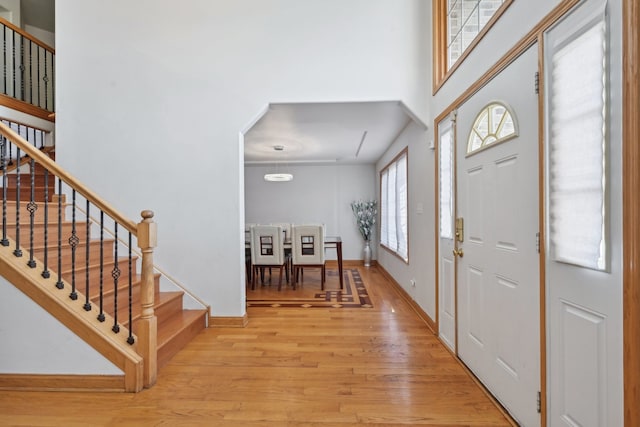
[380,149,408,262]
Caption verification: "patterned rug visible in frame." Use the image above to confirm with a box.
[246,268,373,309]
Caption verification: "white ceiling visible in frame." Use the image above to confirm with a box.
[244,101,420,165]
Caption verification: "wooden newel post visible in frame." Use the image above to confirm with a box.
[137,210,157,388]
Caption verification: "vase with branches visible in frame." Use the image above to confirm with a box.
[351,200,377,266]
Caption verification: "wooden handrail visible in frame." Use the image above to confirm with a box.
[0,121,138,234]
[0,17,55,53]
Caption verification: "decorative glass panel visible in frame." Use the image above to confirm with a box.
[447,0,505,69]
[466,102,518,155]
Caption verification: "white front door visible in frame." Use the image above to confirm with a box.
[544,0,623,424]
[438,117,456,352]
[456,45,540,425]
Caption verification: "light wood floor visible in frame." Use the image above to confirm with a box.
[0,266,513,426]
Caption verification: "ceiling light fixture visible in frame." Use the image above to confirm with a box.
[264,145,293,182]
[264,173,293,182]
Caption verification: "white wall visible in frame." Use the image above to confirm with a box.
[0,0,20,25]
[375,122,434,318]
[245,163,376,261]
[3,0,430,374]
[0,278,120,373]
[54,0,429,314]
[24,24,54,47]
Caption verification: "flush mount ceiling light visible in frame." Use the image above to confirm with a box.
[264,173,293,182]
[264,145,293,182]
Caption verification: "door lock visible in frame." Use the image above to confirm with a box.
[452,248,464,257]
[455,217,464,242]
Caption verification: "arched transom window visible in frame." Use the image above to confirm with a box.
[467,102,517,155]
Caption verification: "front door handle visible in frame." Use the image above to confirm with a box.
[452,248,464,258]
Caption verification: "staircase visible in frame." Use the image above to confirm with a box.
[0,21,209,390]
[1,146,208,382]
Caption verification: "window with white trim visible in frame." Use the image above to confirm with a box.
[546,0,607,270]
[434,0,511,90]
[467,102,517,155]
[380,149,408,262]
[448,0,506,68]
[439,119,454,239]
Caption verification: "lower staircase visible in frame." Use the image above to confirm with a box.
[1,137,208,389]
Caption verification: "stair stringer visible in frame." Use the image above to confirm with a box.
[0,238,144,392]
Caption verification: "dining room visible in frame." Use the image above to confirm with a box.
[242,101,429,302]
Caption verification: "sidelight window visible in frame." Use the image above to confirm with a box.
[545,0,607,270]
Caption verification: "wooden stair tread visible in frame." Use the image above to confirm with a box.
[116,288,178,327]
[157,309,207,368]
[156,291,183,305]
[157,309,207,346]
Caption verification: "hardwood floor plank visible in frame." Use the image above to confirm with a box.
[0,266,512,426]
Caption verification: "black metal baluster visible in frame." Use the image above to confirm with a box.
[83,200,91,311]
[26,158,37,268]
[0,135,8,246]
[28,41,33,105]
[97,210,105,322]
[2,25,6,95]
[13,147,21,257]
[69,189,78,300]
[11,30,15,98]
[55,178,63,289]
[127,232,134,344]
[36,47,40,109]
[7,139,12,165]
[41,169,50,278]
[43,50,48,111]
[19,34,24,101]
[50,53,54,112]
[112,222,120,333]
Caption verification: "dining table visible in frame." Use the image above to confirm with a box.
[246,236,343,289]
[317,236,343,289]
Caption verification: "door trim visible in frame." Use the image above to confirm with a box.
[536,35,548,423]
[623,0,640,424]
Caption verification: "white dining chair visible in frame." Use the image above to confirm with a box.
[250,224,288,290]
[291,224,326,290]
[271,222,294,277]
[270,222,292,240]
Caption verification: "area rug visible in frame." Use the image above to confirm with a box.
[246,268,373,309]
